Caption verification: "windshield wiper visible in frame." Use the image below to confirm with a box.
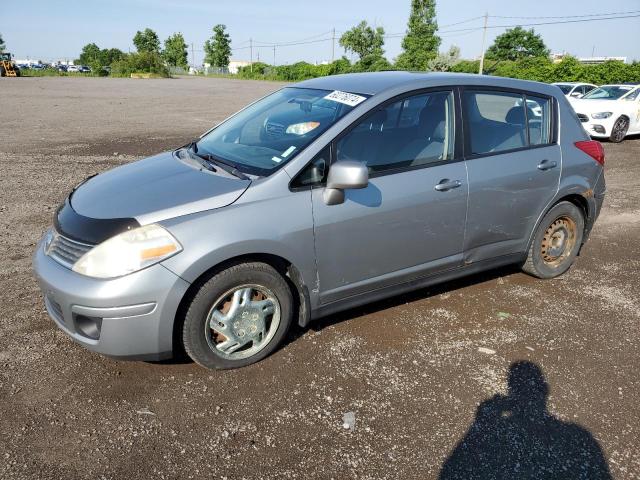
[201,153,250,181]
[187,141,250,181]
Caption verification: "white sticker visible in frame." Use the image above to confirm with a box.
[271,156,282,163]
[282,146,296,158]
[324,90,367,107]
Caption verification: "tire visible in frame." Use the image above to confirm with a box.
[609,116,629,143]
[182,262,293,369]
[522,201,585,279]
[0,66,5,77]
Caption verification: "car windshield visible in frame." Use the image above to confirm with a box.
[582,85,633,100]
[556,84,573,94]
[195,87,368,176]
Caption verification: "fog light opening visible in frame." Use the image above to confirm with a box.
[73,314,102,340]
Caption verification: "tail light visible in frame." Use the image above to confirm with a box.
[575,140,605,166]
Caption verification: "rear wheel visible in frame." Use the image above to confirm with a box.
[609,116,629,143]
[0,66,5,77]
[522,202,584,279]
[182,262,293,369]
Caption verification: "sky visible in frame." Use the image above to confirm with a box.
[2,0,639,64]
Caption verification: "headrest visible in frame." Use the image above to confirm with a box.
[505,106,526,125]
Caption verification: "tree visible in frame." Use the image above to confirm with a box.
[163,33,188,68]
[396,0,441,71]
[133,28,161,53]
[427,45,460,72]
[78,43,101,65]
[339,21,385,61]
[486,26,549,61]
[204,24,232,68]
[100,48,125,66]
[0,33,5,52]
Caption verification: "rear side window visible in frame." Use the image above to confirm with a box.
[463,91,553,155]
[525,95,551,145]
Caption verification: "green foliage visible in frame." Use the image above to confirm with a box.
[396,0,440,71]
[427,45,461,72]
[78,43,101,65]
[110,51,169,77]
[133,28,161,53]
[339,21,385,61]
[449,56,640,84]
[486,27,549,62]
[163,32,188,68]
[204,24,232,68]
[78,43,125,67]
[0,32,6,52]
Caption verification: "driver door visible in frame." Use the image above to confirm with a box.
[309,90,468,305]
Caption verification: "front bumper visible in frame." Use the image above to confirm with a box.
[32,235,190,360]
[577,116,615,138]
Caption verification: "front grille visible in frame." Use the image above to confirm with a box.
[265,122,285,138]
[577,113,589,123]
[47,231,93,269]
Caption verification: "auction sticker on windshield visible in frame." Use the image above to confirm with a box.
[324,90,367,107]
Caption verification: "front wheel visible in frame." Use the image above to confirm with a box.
[522,202,584,279]
[182,262,293,369]
[609,116,629,143]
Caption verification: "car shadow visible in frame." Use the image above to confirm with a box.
[438,361,612,479]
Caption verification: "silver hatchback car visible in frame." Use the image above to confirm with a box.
[33,72,606,369]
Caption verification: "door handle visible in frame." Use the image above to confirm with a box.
[434,179,462,191]
[537,159,558,171]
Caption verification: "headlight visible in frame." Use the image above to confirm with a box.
[591,112,612,119]
[285,121,320,135]
[72,224,182,279]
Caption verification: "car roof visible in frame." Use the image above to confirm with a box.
[294,71,561,97]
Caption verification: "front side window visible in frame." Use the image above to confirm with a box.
[623,88,640,101]
[196,87,367,176]
[335,91,455,173]
[464,91,552,155]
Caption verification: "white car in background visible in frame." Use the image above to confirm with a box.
[570,84,640,142]
[553,82,598,99]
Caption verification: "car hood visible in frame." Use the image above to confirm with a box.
[70,151,251,224]
[569,98,621,114]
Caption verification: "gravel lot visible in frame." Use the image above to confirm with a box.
[1,76,638,479]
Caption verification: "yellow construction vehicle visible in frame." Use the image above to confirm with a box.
[0,52,21,77]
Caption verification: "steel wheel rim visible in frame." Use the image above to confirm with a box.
[540,216,577,267]
[613,118,627,141]
[205,284,281,360]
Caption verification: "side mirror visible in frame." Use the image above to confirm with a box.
[323,160,368,205]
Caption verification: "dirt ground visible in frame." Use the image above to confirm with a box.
[0,76,638,479]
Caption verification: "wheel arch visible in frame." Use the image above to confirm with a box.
[171,253,311,357]
[525,192,592,258]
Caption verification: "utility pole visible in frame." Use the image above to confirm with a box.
[273,45,276,66]
[478,12,488,75]
[331,27,336,62]
[191,43,195,68]
[250,38,253,73]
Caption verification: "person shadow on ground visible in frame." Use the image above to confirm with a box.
[438,361,612,480]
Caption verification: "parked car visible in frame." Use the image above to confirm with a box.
[33,72,606,369]
[78,65,91,73]
[67,65,80,72]
[56,64,68,72]
[553,82,598,99]
[569,83,640,142]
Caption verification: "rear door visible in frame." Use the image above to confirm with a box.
[462,89,560,262]
[304,89,468,305]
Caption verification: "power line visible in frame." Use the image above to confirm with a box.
[489,10,640,19]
